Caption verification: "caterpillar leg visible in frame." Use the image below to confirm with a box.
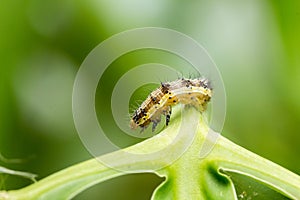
[151,117,161,132]
[188,96,207,112]
[140,125,148,133]
[164,106,172,126]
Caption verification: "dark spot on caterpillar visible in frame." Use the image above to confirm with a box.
[161,83,170,88]
[169,96,172,99]
[173,100,176,103]
[151,96,157,102]
[169,92,171,94]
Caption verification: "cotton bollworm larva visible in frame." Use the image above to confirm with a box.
[130,78,212,132]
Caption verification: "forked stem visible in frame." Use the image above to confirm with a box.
[1,106,299,199]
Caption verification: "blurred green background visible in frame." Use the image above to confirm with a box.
[0,0,299,199]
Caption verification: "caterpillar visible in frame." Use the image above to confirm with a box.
[130,78,212,132]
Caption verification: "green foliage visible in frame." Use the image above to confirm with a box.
[1,106,299,199]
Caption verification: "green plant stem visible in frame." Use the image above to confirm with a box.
[152,108,300,199]
[1,106,299,199]
[210,136,300,199]
[1,159,125,200]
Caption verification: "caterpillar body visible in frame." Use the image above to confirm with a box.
[130,78,212,132]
